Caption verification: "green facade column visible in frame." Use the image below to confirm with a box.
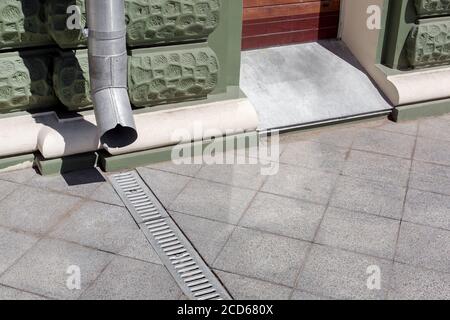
[382,0,450,70]
[341,0,450,121]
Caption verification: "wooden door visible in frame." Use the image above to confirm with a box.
[242,0,341,50]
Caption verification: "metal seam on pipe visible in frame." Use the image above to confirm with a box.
[86,0,137,148]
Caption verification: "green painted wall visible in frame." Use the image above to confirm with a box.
[53,43,220,110]
[379,0,450,120]
[0,0,52,50]
[382,0,450,70]
[0,0,222,50]
[0,0,243,113]
[45,0,87,49]
[129,44,219,107]
[53,49,91,110]
[44,0,221,49]
[0,49,57,113]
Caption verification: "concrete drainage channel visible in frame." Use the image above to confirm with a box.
[109,171,232,300]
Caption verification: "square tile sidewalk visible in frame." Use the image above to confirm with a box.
[0,114,449,300]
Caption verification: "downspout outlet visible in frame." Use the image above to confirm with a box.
[86,0,137,148]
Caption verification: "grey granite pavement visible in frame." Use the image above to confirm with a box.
[0,114,449,300]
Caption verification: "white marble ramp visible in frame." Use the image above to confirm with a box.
[240,40,393,130]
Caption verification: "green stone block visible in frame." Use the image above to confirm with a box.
[35,152,98,176]
[125,0,220,46]
[0,50,58,113]
[129,44,219,107]
[53,49,92,111]
[45,0,87,49]
[53,44,219,110]
[406,18,450,68]
[415,0,450,17]
[0,0,52,50]
[45,0,220,49]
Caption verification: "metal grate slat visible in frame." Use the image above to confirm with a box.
[110,171,232,300]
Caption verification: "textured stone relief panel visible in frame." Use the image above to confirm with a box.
[125,0,220,46]
[415,0,450,17]
[0,0,52,50]
[0,51,57,112]
[129,46,219,107]
[45,0,220,49]
[45,0,87,49]
[407,19,450,68]
[0,54,30,111]
[25,52,57,109]
[53,50,92,111]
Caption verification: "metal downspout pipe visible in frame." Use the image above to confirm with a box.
[86,0,137,148]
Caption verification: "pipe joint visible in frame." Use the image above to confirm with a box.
[86,0,137,148]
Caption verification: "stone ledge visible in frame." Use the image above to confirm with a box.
[0,97,259,160]
[374,64,450,106]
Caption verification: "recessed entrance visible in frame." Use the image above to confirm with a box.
[240,0,393,130]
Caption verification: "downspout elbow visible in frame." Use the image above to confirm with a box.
[86,0,137,148]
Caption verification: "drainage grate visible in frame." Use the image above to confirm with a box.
[110,171,232,301]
